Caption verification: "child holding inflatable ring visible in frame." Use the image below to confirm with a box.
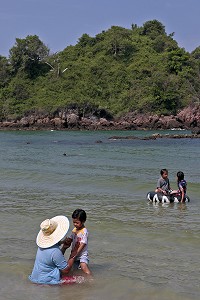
[170,171,187,202]
[155,168,171,195]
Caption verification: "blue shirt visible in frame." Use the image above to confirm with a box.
[178,179,187,193]
[29,244,67,285]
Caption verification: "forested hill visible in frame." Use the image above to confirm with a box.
[0,19,200,122]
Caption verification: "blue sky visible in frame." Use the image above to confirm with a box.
[1,0,200,57]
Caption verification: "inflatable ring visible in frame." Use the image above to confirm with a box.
[146,191,190,203]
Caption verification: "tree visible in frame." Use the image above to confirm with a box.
[78,34,96,48]
[0,56,11,87]
[167,48,191,74]
[106,26,135,58]
[141,20,166,39]
[9,35,50,78]
[191,46,200,59]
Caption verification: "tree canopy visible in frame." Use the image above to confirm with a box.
[0,20,200,120]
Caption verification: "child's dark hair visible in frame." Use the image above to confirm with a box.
[72,209,87,222]
[177,171,184,181]
[160,168,168,175]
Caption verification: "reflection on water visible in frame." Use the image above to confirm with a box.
[149,201,188,211]
[0,130,199,300]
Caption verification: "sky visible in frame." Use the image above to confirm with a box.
[1,0,200,57]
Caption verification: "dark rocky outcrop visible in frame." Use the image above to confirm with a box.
[108,133,200,140]
[0,104,199,132]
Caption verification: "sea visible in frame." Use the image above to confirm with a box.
[0,129,199,300]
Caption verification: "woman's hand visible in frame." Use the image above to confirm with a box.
[60,237,72,254]
[63,237,72,247]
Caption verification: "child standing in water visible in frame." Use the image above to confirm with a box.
[62,209,91,275]
[171,171,187,202]
[155,168,171,195]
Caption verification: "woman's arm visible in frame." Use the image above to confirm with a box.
[60,237,72,254]
[60,245,79,274]
[60,259,74,275]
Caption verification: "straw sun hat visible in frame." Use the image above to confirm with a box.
[36,215,70,248]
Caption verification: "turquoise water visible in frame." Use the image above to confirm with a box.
[0,130,199,300]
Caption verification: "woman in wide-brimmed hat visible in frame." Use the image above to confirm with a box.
[29,215,73,285]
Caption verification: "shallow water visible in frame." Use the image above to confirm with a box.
[0,130,199,300]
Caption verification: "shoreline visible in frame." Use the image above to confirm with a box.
[0,104,199,133]
[108,133,200,140]
[0,126,199,140]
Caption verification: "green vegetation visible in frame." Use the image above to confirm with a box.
[0,20,200,120]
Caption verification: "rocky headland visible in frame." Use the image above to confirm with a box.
[0,104,200,134]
